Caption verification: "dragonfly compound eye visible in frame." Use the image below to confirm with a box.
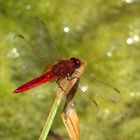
[70,57,81,69]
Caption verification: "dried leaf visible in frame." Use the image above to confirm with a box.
[62,102,80,140]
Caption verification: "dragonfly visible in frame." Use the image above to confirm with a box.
[10,20,120,108]
[13,57,81,93]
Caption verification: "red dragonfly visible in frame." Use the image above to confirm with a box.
[13,57,81,93]
[10,20,120,106]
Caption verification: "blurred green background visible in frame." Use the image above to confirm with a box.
[0,0,140,140]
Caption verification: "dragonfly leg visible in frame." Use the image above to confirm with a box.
[66,74,79,81]
[56,78,65,92]
[56,78,67,102]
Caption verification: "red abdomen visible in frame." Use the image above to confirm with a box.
[13,71,56,93]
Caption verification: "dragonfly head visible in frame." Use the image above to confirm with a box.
[70,57,81,69]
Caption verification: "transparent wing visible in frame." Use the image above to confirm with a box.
[78,72,121,102]
[8,35,45,84]
[7,19,60,84]
[74,87,99,114]
[27,20,61,63]
[60,77,99,114]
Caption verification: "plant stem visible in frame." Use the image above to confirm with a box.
[39,91,64,140]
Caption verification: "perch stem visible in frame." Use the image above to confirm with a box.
[39,91,64,140]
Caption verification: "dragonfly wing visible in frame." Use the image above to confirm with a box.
[8,35,47,84]
[74,85,99,114]
[60,77,99,114]
[78,73,121,102]
[8,19,60,85]
[27,19,61,63]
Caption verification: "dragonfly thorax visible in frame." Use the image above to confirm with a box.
[51,58,81,77]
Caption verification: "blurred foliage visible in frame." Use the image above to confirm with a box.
[0,0,140,140]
